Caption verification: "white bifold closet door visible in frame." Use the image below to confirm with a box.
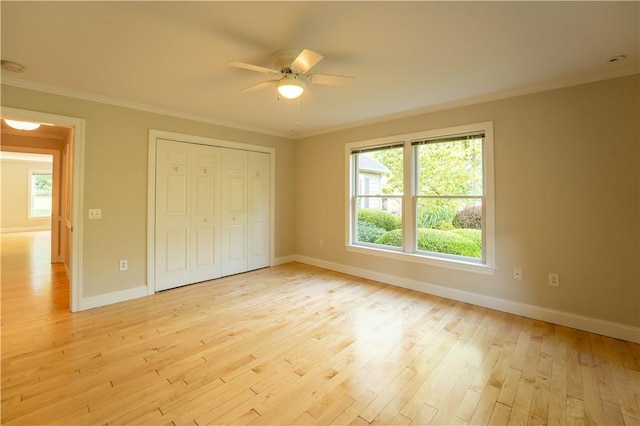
[155,139,270,292]
[247,151,270,270]
[221,149,248,276]
[155,140,221,291]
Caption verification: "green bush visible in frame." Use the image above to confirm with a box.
[417,208,456,228]
[375,228,403,247]
[434,220,454,230]
[357,208,400,231]
[451,228,482,249]
[452,205,482,229]
[357,221,387,243]
[375,228,481,258]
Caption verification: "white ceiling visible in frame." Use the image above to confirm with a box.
[1,1,638,139]
[0,151,53,163]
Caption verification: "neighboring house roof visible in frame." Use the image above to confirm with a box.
[359,155,390,174]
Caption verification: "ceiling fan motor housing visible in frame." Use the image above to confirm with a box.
[273,49,300,73]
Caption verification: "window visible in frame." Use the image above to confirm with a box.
[347,122,494,273]
[352,143,404,250]
[29,170,52,218]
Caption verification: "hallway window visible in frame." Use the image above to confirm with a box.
[29,170,52,218]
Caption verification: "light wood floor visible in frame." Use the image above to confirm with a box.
[2,231,639,425]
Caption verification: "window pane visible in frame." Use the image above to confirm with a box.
[355,146,403,196]
[354,145,404,249]
[416,138,483,196]
[30,173,52,217]
[416,198,482,259]
[355,197,402,249]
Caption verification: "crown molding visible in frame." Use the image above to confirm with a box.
[1,76,293,140]
[296,68,640,139]
[3,67,638,141]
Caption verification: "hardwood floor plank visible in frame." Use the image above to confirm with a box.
[468,385,500,425]
[329,389,378,425]
[497,367,522,408]
[566,395,587,425]
[488,401,511,425]
[547,394,568,426]
[428,363,478,425]
[452,388,482,424]
[506,378,534,425]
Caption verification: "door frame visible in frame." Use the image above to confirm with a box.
[1,106,86,312]
[147,129,275,295]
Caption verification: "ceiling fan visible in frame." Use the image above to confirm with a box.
[228,49,354,100]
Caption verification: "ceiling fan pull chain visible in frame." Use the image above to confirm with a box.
[297,97,301,128]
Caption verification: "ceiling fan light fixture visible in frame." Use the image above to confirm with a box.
[4,119,41,131]
[277,75,305,99]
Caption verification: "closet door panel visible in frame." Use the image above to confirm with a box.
[190,145,221,282]
[221,149,248,276]
[156,140,191,291]
[248,152,270,270]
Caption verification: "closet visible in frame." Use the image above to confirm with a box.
[154,139,270,291]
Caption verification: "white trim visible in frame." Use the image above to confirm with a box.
[291,255,640,344]
[273,255,297,266]
[3,71,637,140]
[26,217,53,222]
[1,107,86,312]
[147,136,158,296]
[296,69,640,139]
[1,226,51,233]
[345,122,496,274]
[149,129,276,154]
[147,129,276,295]
[345,245,495,276]
[81,286,147,310]
[2,76,291,139]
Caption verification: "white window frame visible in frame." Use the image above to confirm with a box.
[28,168,53,219]
[345,122,495,275]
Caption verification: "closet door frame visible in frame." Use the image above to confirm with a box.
[147,129,275,295]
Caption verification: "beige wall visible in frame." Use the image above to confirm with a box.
[1,85,295,298]
[1,158,52,230]
[295,75,640,328]
[2,75,638,329]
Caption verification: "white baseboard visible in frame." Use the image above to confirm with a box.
[273,255,297,266]
[80,285,148,311]
[1,226,51,233]
[292,255,640,344]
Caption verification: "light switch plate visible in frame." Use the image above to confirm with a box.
[88,208,102,219]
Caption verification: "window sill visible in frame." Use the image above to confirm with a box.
[345,244,496,276]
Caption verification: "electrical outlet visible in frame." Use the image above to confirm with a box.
[513,267,522,281]
[88,208,102,219]
[119,260,128,271]
[319,239,324,247]
[549,273,559,287]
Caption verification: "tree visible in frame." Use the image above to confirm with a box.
[34,174,52,193]
[371,139,483,228]
[370,147,403,195]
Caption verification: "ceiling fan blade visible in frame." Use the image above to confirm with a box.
[228,61,280,75]
[241,80,278,92]
[291,49,323,74]
[308,73,355,86]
